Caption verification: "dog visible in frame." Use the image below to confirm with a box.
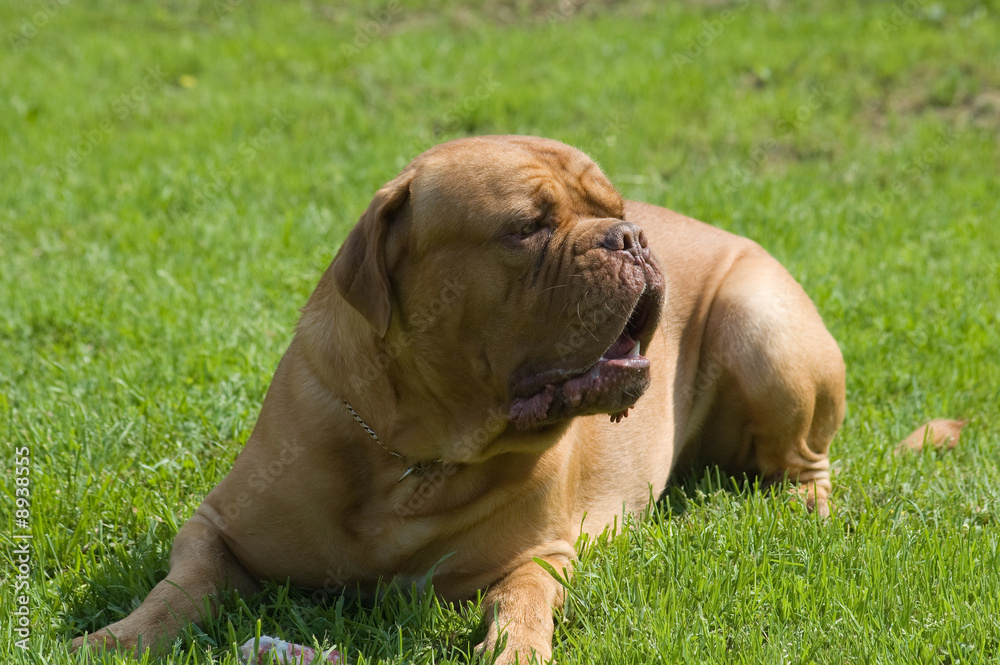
[72,135,845,663]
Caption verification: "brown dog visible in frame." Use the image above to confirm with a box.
[72,135,845,663]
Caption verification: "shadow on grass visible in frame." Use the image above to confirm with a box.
[658,465,792,518]
[61,467,794,661]
[194,578,488,663]
[60,532,171,642]
[63,548,487,662]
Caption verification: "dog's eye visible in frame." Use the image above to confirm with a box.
[500,215,550,249]
[517,220,542,237]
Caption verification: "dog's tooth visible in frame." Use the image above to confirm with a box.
[628,340,641,357]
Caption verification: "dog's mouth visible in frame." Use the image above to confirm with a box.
[509,287,662,430]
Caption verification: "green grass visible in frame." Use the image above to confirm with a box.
[2,0,999,662]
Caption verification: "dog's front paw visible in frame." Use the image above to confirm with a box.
[70,622,153,656]
[71,629,128,654]
[476,634,553,665]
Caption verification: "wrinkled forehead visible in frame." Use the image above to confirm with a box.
[409,137,624,233]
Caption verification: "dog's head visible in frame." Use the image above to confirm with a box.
[329,136,664,454]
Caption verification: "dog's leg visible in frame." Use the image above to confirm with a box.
[478,552,572,665]
[71,515,259,655]
[693,252,846,515]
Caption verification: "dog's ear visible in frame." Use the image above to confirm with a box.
[333,172,413,338]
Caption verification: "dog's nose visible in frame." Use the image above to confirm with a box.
[600,221,647,256]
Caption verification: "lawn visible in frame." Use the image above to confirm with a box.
[2,0,999,663]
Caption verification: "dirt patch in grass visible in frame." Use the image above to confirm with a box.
[861,61,1000,132]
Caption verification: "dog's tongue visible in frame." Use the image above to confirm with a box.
[601,337,641,361]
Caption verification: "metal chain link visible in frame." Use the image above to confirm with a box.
[342,400,406,462]
[342,400,442,482]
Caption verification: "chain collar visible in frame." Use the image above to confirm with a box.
[342,400,440,482]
